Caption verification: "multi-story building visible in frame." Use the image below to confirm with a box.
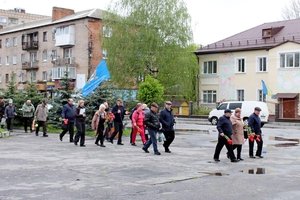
[0,8,48,29]
[195,18,300,121]
[0,7,105,92]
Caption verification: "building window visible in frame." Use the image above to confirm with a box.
[8,18,18,25]
[280,52,300,68]
[12,37,17,46]
[52,67,76,79]
[43,31,47,42]
[237,90,244,101]
[5,56,9,65]
[203,90,217,103]
[42,50,47,61]
[5,74,9,83]
[31,71,37,82]
[42,71,47,81]
[51,50,57,60]
[63,48,72,58]
[5,38,10,47]
[203,61,217,74]
[258,89,266,102]
[0,39,2,48]
[30,52,38,62]
[257,57,267,72]
[236,58,245,73]
[12,55,17,65]
[103,26,112,38]
[20,72,26,83]
[21,54,26,63]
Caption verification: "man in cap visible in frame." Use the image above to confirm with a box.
[159,101,176,153]
[213,109,238,162]
[248,107,264,158]
[142,103,161,155]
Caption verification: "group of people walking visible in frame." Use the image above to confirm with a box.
[57,98,176,155]
[213,107,264,162]
[0,97,49,137]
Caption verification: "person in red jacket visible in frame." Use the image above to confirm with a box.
[131,103,146,145]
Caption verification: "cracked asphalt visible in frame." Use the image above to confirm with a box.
[0,125,300,200]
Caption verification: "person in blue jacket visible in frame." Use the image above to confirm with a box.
[248,107,264,158]
[59,98,77,143]
[213,109,238,162]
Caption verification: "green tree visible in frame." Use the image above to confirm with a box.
[103,0,197,100]
[5,72,17,99]
[137,75,164,105]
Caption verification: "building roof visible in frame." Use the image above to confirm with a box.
[195,18,300,55]
[0,9,103,35]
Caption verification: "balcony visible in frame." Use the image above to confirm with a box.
[22,41,39,50]
[51,57,77,67]
[55,25,75,47]
[22,61,39,70]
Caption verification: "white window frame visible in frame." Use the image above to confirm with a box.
[5,38,10,47]
[12,37,17,46]
[202,90,217,104]
[52,67,76,80]
[5,56,9,65]
[12,55,17,65]
[279,51,300,68]
[236,57,246,73]
[42,50,48,62]
[31,71,37,82]
[257,89,266,102]
[257,56,268,72]
[237,89,245,101]
[42,71,48,81]
[202,61,217,74]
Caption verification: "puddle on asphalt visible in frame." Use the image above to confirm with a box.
[240,168,266,174]
[269,136,300,147]
[274,143,299,147]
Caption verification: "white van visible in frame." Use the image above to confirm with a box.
[208,101,269,126]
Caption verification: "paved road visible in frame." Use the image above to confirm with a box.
[0,127,300,200]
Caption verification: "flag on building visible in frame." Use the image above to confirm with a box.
[82,60,111,97]
[261,80,272,96]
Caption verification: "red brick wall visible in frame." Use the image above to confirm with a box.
[52,7,75,21]
[87,19,103,78]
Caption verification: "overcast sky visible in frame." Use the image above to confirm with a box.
[0,0,293,45]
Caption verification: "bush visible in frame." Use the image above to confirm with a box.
[137,75,164,105]
[192,106,211,115]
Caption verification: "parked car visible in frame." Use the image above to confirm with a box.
[208,101,269,126]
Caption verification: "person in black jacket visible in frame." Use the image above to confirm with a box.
[59,98,77,142]
[213,109,238,162]
[142,103,161,155]
[74,100,86,147]
[109,99,128,145]
[159,101,175,153]
[248,107,263,158]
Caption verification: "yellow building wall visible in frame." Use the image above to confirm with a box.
[197,42,300,114]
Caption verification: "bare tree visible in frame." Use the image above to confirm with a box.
[282,0,300,19]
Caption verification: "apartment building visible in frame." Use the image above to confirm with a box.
[195,18,300,121]
[0,7,105,91]
[0,8,48,28]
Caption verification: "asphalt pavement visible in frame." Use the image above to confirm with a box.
[0,124,300,200]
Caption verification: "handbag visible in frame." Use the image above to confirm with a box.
[0,117,6,126]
